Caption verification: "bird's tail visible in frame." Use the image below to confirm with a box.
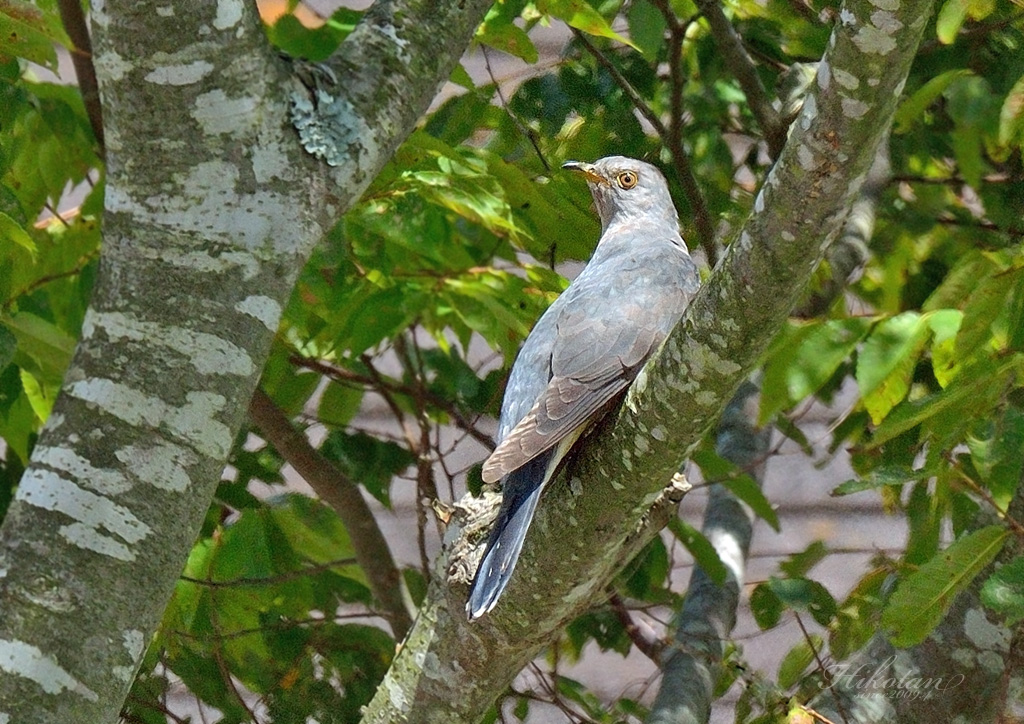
[466,456,549,619]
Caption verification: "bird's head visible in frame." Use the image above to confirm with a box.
[562,156,679,235]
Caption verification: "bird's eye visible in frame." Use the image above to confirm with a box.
[616,171,638,189]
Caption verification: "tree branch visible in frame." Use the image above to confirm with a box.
[647,381,767,724]
[692,0,786,158]
[359,0,936,719]
[57,0,105,153]
[248,388,414,640]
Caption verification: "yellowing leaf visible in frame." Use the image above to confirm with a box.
[536,0,638,49]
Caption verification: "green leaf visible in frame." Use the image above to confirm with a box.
[779,541,828,578]
[267,494,357,568]
[0,1,70,70]
[998,74,1024,150]
[927,309,963,387]
[318,381,364,427]
[537,0,638,49]
[981,556,1024,625]
[692,449,779,531]
[966,406,1024,505]
[832,460,941,497]
[868,356,1013,447]
[476,5,539,63]
[3,310,76,383]
[668,518,727,585]
[830,567,888,660]
[882,525,1008,647]
[321,431,416,507]
[19,367,55,423]
[894,69,972,133]
[627,0,667,61]
[856,312,931,425]
[778,636,821,689]
[0,211,36,255]
[265,10,358,60]
[761,318,870,423]
[957,268,1017,359]
[935,0,968,44]
[951,125,984,190]
[765,577,838,626]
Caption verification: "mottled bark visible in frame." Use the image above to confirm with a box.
[360,0,935,720]
[0,0,493,720]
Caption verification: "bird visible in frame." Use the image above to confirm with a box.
[466,156,701,620]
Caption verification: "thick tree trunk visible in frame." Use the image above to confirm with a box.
[0,0,492,721]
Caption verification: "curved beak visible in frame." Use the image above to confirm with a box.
[562,160,609,186]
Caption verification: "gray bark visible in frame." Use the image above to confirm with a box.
[0,0,493,721]
[359,0,935,720]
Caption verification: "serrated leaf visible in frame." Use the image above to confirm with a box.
[883,525,1008,647]
[956,269,1016,359]
[856,312,930,425]
[966,406,1024,505]
[927,309,963,387]
[867,357,1010,447]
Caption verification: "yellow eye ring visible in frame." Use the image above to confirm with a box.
[616,171,638,189]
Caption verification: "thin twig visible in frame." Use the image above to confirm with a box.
[794,612,850,724]
[483,46,551,172]
[607,592,664,662]
[292,354,495,450]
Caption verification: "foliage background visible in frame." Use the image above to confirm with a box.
[1,0,1023,721]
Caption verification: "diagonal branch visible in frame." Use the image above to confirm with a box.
[359,0,936,720]
[248,389,414,640]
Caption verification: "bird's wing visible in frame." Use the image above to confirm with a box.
[481,298,663,484]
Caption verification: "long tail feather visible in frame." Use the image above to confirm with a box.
[466,453,551,619]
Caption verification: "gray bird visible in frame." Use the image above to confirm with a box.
[466,156,700,619]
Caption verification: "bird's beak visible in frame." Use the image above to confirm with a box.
[562,161,609,186]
